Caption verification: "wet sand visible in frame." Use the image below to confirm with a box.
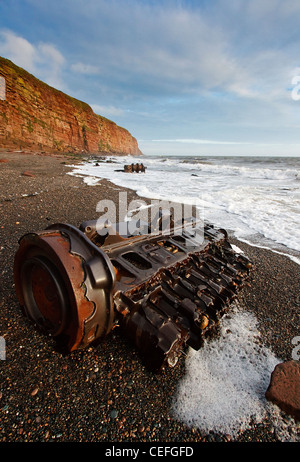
[0,151,299,446]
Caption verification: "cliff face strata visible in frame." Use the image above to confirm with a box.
[0,57,142,156]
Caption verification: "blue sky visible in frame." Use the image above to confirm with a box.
[1,0,300,156]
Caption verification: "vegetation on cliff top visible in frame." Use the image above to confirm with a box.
[0,56,112,120]
[0,56,140,155]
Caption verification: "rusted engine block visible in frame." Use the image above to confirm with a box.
[124,163,146,173]
[14,213,251,372]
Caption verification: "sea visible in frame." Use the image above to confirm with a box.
[69,154,300,440]
[69,154,300,264]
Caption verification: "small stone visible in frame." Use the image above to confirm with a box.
[110,409,118,419]
[30,387,39,396]
[22,170,35,177]
[265,360,300,421]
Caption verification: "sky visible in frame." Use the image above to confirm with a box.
[1,0,300,156]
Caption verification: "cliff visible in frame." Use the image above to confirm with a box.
[0,57,142,156]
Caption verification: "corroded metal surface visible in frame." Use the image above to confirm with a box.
[14,227,115,352]
[124,163,146,173]
[14,214,251,372]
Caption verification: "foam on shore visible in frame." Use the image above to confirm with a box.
[171,306,299,441]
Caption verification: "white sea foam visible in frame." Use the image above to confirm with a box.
[171,306,299,441]
[68,154,300,261]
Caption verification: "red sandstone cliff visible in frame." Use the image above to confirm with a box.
[0,57,142,156]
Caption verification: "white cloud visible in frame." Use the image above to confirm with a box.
[36,42,65,88]
[5,1,296,103]
[71,62,101,75]
[98,6,240,93]
[0,30,36,72]
[2,1,300,146]
[151,139,248,145]
[55,0,299,108]
[37,43,64,67]
[91,104,124,117]
[0,30,65,90]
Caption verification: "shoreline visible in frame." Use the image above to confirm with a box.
[0,151,299,443]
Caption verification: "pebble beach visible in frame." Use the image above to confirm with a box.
[0,151,299,448]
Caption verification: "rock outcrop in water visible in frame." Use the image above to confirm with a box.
[0,57,142,156]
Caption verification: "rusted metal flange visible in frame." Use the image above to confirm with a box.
[14,225,116,351]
